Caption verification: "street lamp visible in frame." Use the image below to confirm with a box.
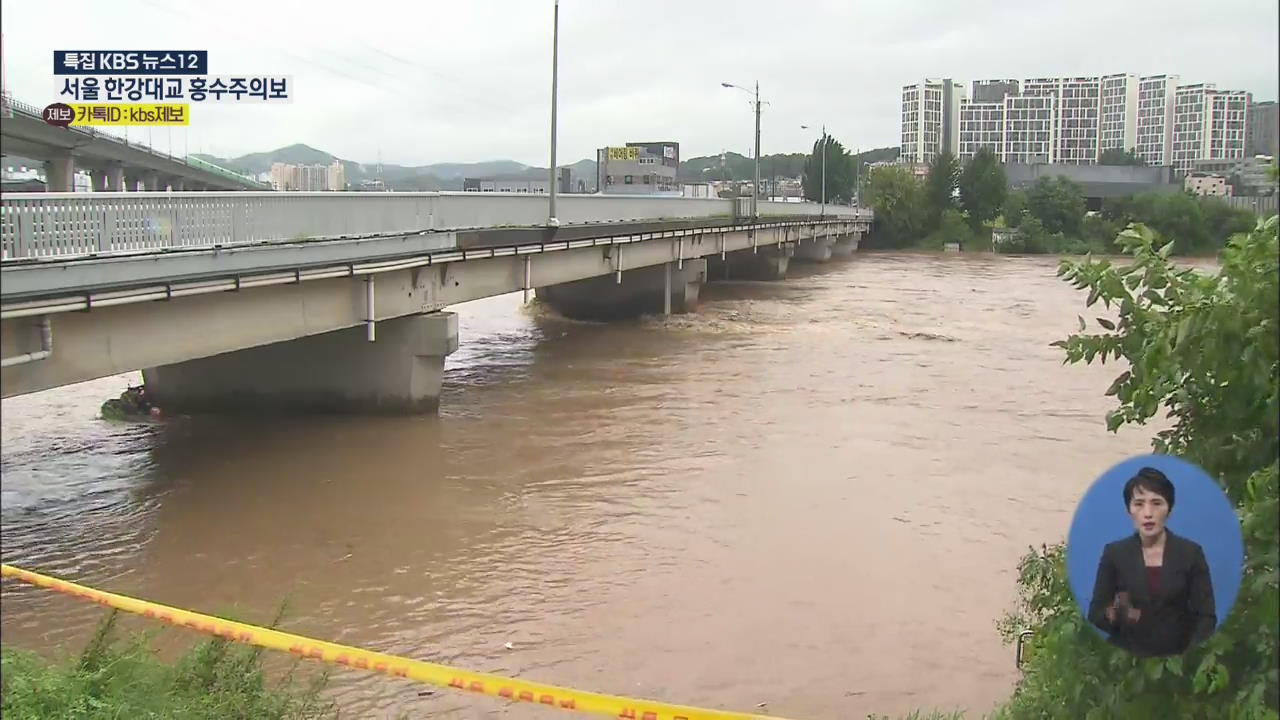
[721,81,761,217]
[801,123,827,216]
[547,0,561,227]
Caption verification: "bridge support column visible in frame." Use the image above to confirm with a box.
[44,152,75,192]
[106,164,126,191]
[708,244,790,281]
[793,234,835,263]
[171,178,186,191]
[142,312,459,415]
[535,259,706,321]
[142,171,160,191]
[830,233,860,258]
[90,169,109,192]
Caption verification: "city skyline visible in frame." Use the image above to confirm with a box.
[1,0,1276,168]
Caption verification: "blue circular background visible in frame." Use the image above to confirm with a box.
[1066,454,1244,633]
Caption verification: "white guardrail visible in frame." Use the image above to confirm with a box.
[0,192,871,261]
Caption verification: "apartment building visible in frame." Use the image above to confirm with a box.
[1172,84,1250,173]
[900,78,964,164]
[1136,75,1180,166]
[1247,100,1278,156]
[270,160,346,191]
[1100,73,1140,154]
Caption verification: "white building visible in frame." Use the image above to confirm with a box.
[1100,73,1140,154]
[1001,95,1057,164]
[900,78,964,165]
[1184,174,1231,196]
[1172,84,1250,173]
[1136,75,1180,167]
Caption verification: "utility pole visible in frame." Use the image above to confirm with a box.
[753,81,761,216]
[821,124,826,217]
[547,0,560,227]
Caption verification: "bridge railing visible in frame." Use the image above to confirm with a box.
[0,192,872,261]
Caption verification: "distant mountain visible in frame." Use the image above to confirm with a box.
[191,145,598,191]
[679,146,901,182]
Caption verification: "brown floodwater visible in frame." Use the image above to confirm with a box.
[1,251,1157,718]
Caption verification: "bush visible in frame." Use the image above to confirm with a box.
[2,610,336,720]
[996,216,1063,254]
[993,218,1279,719]
[924,208,973,249]
[1103,193,1257,256]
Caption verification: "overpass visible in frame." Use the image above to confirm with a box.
[0,191,871,413]
[1,94,268,191]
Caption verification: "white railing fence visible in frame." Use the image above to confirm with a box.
[1,192,872,261]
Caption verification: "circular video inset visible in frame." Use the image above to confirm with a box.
[1066,454,1243,657]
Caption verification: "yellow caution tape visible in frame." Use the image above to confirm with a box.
[1,563,783,720]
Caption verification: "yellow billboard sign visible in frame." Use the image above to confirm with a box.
[606,146,640,162]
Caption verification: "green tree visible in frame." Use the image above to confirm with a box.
[925,151,960,228]
[994,218,1279,719]
[863,165,927,248]
[1103,192,1255,256]
[1098,148,1147,166]
[924,208,973,250]
[1027,176,1086,236]
[958,147,1008,232]
[802,134,855,204]
[1003,189,1029,228]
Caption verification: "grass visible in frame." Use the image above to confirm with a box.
[1,609,336,720]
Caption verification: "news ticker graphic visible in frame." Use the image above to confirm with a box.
[54,51,209,75]
[42,49,289,127]
[0,563,782,720]
[42,103,188,127]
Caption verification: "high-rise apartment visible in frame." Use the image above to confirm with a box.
[1136,75,1179,166]
[915,72,1255,171]
[1247,100,1278,156]
[1172,84,1250,172]
[900,78,964,165]
[1100,73,1139,154]
[1001,95,1057,164]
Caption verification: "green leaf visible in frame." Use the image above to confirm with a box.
[1166,655,1183,677]
[1078,315,1086,331]
[1146,660,1164,680]
[1105,371,1131,397]
[1097,317,1116,331]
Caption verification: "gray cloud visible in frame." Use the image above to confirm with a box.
[2,0,1276,166]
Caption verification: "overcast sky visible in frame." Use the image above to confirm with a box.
[3,0,1277,167]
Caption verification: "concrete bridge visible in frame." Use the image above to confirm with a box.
[1,94,267,191]
[0,191,870,413]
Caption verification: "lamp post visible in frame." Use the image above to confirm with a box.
[722,81,761,218]
[547,0,560,227]
[801,123,827,215]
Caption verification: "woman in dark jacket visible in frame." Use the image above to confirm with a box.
[1087,467,1217,657]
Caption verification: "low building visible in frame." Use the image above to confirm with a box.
[1005,163,1179,210]
[1192,155,1276,196]
[462,178,549,193]
[595,141,679,195]
[1184,173,1232,196]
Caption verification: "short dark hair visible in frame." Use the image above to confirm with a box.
[1123,467,1175,511]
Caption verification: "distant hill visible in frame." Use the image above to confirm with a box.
[192,145,598,191]
[679,146,901,182]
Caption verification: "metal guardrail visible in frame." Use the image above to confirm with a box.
[0,192,872,261]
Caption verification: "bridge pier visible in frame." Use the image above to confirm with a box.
[44,152,75,192]
[90,169,109,192]
[142,312,459,414]
[830,232,861,258]
[106,163,126,191]
[535,259,707,320]
[708,244,791,281]
[793,234,835,263]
